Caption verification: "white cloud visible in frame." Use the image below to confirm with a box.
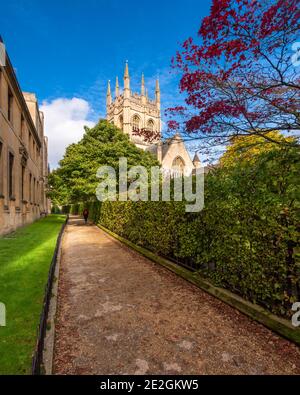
[40,98,95,169]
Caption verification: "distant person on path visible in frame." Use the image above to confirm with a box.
[83,208,89,224]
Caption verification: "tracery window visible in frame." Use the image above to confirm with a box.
[132,115,140,131]
[147,119,155,132]
[172,156,185,174]
[119,115,123,130]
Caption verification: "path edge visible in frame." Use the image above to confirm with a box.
[41,222,66,375]
[31,215,68,375]
[98,224,300,347]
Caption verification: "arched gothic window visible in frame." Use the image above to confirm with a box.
[119,115,123,130]
[132,115,140,131]
[147,119,155,132]
[172,156,185,174]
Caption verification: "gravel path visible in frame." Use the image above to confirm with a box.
[53,217,300,375]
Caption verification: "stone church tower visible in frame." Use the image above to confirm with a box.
[106,61,161,150]
[106,62,199,176]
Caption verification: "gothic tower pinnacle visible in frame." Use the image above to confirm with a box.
[141,73,145,96]
[124,61,130,98]
[155,78,160,109]
[106,80,112,108]
[115,76,119,98]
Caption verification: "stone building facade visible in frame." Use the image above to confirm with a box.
[0,45,49,236]
[106,62,200,176]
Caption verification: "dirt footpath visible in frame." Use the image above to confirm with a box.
[53,217,300,375]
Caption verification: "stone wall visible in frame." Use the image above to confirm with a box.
[0,51,49,236]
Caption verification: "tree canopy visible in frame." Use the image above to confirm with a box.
[220,131,297,167]
[167,0,300,154]
[48,120,159,205]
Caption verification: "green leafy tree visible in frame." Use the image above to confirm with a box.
[48,120,159,204]
[220,131,297,167]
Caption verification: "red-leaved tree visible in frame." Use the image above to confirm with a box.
[167,0,300,152]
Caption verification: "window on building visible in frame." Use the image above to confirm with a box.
[132,115,140,131]
[0,69,2,109]
[0,142,3,196]
[147,119,155,132]
[172,156,185,175]
[8,89,13,123]
[33,177,36,204]
[119,115,123,130]
[8,152,14,198]
[29,173,32,203]
[21,166,25,201]
[37,181,39,205]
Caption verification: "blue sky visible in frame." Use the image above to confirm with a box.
[0,0,212,167]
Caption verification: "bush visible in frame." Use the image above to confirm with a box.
[70,203,80,215]
[61,205,71,214]
[99,148,300,318]
[51,205,61,214]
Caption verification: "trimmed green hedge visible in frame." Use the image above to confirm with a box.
[64,149,299,318]
[99,148,300,319]
[51,205,61,214]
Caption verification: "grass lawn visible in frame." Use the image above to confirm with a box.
[0,214,66,374]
